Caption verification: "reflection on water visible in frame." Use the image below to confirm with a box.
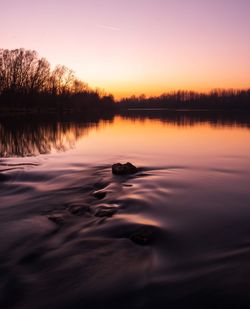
[1,110,250,158]
[1,111,250,309]
[0,114,115,157]
[121,109,250,127]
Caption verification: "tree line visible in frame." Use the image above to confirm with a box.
[1,48,250,113]
[120,89,250,110]
[0,48,115,112]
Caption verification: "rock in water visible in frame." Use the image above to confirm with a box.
[67,204,90,216]
[0,173,10,182]
[130,228,156,245]
[94,206,117,218]
[112,162,138,175]
[48,214,67,225]
[93,190,107,200]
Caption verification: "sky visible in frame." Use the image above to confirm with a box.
[1,0,250,98]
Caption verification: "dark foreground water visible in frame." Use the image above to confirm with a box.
[1,111,250,309]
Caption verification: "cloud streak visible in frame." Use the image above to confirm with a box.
[97,24,121,31]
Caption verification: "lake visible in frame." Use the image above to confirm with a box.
[1,111,250,308]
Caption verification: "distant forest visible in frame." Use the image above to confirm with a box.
[0,48,250,113]
[120,90,250,110]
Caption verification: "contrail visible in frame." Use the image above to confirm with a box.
[97,24,121,31]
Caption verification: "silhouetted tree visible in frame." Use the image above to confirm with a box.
[0,49,50,94]
[0,48,115,113]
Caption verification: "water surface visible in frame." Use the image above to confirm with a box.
[1,112,250,308]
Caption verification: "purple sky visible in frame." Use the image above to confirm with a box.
[1,0,250,97]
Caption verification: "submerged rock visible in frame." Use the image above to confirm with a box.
[130,227,157,245]
[112,162,138,175]
[95,207,117,218]
[67,204,90,216]
[47,214,67,225]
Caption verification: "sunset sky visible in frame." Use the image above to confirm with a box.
[1,0,250,98]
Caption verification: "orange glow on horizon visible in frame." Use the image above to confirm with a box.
[1,0,250,100]
[88,81,250,100]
